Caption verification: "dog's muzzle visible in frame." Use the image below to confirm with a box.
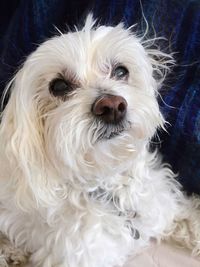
[92,94,127,124]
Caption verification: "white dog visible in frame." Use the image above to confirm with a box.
[0,15,200,267]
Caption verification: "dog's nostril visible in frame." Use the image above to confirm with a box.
[118,102,126,113]
[102,106,113,116]
[92,94,127,123]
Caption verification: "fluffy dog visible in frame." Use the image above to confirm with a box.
[0,15,200,267]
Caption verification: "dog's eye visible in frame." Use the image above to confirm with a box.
[111,66,129,80]
[49,78,73,97]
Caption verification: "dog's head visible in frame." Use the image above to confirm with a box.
[0,16,172,206]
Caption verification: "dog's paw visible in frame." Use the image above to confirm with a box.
[0,232,29,266]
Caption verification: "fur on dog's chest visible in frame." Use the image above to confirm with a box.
[88,186,140,239]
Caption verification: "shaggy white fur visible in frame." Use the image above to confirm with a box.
[0,15,200,267]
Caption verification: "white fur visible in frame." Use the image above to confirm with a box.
[0,16,200,267]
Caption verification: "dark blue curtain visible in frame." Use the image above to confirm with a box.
[0,0,200,194]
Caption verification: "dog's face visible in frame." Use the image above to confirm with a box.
[2,18,167,183]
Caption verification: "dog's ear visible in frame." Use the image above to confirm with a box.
[0,66,59,210]
[142,39,175,91]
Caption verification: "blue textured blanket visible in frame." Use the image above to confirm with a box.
[0,0,199,193]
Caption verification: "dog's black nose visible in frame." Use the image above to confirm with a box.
[92,94,127,123]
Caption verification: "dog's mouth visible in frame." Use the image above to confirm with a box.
[94,120,131,141]
[103,127,124,139]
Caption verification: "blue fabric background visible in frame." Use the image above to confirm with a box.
[0,0,199,194]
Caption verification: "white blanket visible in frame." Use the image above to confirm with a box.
[124,242,200,267]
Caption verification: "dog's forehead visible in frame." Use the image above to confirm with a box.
[33,26,135,69]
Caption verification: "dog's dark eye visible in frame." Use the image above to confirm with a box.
[49,78,73,97]
[111,66,129,80]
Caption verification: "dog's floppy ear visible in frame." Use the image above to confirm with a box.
[0,66,60,210]
[141,38,175,91]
